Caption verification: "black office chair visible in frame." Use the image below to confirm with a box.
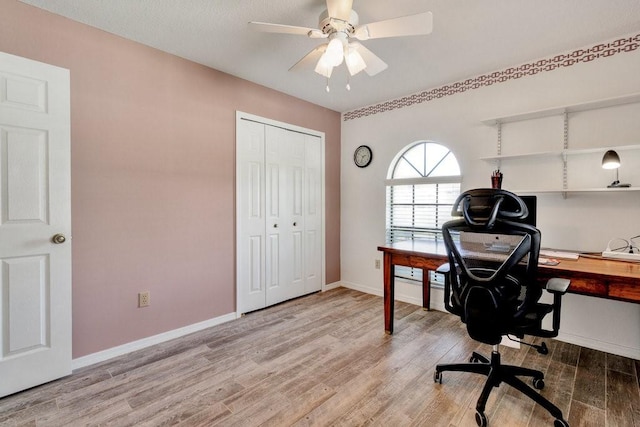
[433,189,571,427]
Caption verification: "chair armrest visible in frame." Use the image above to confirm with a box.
[545,278,570,294]
[436,263,450,274]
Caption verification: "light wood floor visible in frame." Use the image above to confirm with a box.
[1,287,639,426]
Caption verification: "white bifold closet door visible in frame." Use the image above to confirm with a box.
[236,115,323,314]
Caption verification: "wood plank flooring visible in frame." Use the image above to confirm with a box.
[1,287,639,426]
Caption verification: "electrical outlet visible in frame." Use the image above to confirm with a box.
[138,291,150,307]
[375,259,381,269]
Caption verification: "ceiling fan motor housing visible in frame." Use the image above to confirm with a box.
[319,9,359,35]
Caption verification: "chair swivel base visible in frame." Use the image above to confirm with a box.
[434,349,569,427]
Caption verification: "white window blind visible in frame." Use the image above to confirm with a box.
[385,142,461,283]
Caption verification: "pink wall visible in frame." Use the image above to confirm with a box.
[0,0,341,358]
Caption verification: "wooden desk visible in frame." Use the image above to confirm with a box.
[378,240,640,334]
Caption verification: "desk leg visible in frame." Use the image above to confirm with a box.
[383,253,395,334]
[422,268,430,311]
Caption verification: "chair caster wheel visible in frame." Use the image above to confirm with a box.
[554,419,569,427]
[470,355,480,363]
[475,410,488,427]
[434,371,442,384]
[533,378,545,390]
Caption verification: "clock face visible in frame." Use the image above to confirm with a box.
[354,145,373,168]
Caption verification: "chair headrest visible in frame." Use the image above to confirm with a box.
[451,189,529,228]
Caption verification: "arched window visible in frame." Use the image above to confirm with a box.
[386,141,461,282]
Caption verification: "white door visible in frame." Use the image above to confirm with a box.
[265,126,305,306]
[0,52,71,397]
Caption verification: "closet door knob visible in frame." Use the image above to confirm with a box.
[293,222,297,226]
[273,224,278,228]
[52,233,66,244]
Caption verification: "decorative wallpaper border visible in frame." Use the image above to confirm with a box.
[343,33,640,121]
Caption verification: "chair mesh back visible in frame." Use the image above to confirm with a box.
[442,189,541,345]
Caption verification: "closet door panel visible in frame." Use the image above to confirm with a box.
[290,159,305,292]
[236,120,266,313]
[265,126,306,305]
[265,149,285,305]
[266,233,280,288]
[304,135,322,292]
[288,132,306,298]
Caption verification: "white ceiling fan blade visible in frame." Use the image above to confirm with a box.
[248,21,326,38]
[354,11,433,40]
[326,0,353,21]
[289,44,327,72]
[350,42,388,76]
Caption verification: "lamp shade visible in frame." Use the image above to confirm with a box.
[602,150,621,169]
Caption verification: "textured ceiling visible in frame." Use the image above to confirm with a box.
[18,0,640,112]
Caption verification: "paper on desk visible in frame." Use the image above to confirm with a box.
[540,249,579,260]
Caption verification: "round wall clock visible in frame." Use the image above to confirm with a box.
[354,145,373,168]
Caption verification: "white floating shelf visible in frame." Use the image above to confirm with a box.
[563,187,640,193]
[480,151,559,162]
[563,144,640,155]
[481,144,640,161]
[481,93,640,126]
[505,187,640,194]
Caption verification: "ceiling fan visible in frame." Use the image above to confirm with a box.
[249,0,433,91]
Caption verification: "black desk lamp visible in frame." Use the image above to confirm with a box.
[602,150,630,188]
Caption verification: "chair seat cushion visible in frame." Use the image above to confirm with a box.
[517,303,553,333]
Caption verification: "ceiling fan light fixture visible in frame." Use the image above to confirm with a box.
[315,54,334,78]
[252,2,433,91]
[345,46,366,76]
[324,37,345,67]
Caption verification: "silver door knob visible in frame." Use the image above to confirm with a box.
[52,233,66,244]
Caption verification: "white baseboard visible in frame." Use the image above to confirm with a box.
[72,312,237,370]
[340,280,383,297]
[323,280,343,291]
[340,280,446,312]
[556,330,640,360]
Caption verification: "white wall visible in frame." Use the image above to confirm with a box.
[340,38,640,359]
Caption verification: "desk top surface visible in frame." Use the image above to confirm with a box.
[378,240,640,281]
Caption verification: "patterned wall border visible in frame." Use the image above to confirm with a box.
[343,33,640,121]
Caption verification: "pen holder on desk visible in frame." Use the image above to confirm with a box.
[491,174,503,189]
